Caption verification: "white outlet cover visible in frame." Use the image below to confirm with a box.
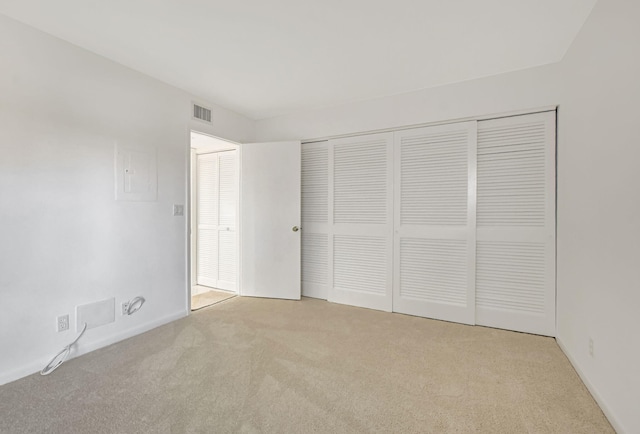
[76,298,115,331]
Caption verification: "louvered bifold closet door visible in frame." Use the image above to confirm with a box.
[476,111,556,336]
[393,121,477,325]
[216,150,237,291]
[196,153,219,288]
[301,142,329,299]
[328,133,394,311]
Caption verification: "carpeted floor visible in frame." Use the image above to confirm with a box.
[0,297,613,433]
[191,288,236,311]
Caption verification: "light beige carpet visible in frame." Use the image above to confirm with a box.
[191,288,236,311]
[0,297,613,433]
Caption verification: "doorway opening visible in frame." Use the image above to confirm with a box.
[190,131,239,311]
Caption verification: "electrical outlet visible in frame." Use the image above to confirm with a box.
[57,314,69,332]
[121,302,130,316]
[589,338,594,357]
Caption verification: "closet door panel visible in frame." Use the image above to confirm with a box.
[301,143,329,299]
[196,153,219,288]
[216,150,237,291]
[393,121,476,325]
[476,111,556,336]
[328,133,393,312]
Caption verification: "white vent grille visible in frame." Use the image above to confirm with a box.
[476,241,545,313]
[334,235,386,294]
[400,130,468,226]
[399,238,468,306]
[193,104,212,123]
[302,233,328,285]
[218,151,236,227]
[477,120,547,227]
[302,147,328,223]
[334,139,388,224]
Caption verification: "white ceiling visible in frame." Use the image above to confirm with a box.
[0,0,597,120]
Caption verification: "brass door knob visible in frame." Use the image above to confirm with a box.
[292,226,300,232]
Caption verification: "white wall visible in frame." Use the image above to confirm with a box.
[255,1,640,432]
[255,63,562,141]
[0,14,254,385]
[555,1,640,433]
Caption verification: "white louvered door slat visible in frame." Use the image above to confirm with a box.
[196,153,219,288]
[393,121,477,325]
[301,143,329,299]
[328,133,393,312]
[216,150,237,291]
[476,111,556,336]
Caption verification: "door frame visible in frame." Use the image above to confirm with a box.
[187,129,241,312]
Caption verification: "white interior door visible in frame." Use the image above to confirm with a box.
[392,121,477,325]
[195,150,238,292]
[240,141,301,300]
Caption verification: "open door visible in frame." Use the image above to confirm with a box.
[240,141,301,300]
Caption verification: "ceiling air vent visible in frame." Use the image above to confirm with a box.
[192,103,212,124]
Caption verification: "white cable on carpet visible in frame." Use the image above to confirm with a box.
[40,322,87,376]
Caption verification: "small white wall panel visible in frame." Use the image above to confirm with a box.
[476,111,556,336]
[115,144,157,202]
[393,121,476,325]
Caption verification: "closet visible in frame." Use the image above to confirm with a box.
[301,111,555,336]
[195,150,238,291]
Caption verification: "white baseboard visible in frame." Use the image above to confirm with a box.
[0,309,188,387]
[556,336,624,434]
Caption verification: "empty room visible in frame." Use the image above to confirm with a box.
[0,1,638,433]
